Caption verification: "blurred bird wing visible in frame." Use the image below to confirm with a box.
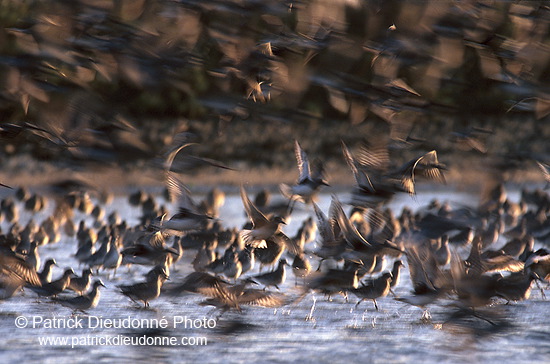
[240,186,269,227]
[165,171,192,202]
[332,196,370,248]
[414,150,446,184]
[148,231,167,250]
[465,236,485,276]
[356,139,390,172]
[342,142,374,192]
[0,253,41,286]
[164,139,197,171]
[165,172,202,214]
[392,158,417,195]
[536,161,550,182]
[404,244,437,293]
[294,140,311,183]
[484,255,524,273]
[450,250,468,291]
[393,150,445,195]
[313,202,335,242]
[275,232,301,256]
[464,136,488,153]
[239,289,287,307]
[168,272,231,299]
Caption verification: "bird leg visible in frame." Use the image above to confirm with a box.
[316,259,325,271]
[534,280,547,300]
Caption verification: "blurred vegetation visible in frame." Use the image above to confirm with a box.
[0,0,549,175]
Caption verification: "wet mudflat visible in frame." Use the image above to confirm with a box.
[0,188,549,364]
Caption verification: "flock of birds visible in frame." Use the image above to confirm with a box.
[0,138,549,325]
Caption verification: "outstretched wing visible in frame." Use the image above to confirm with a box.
[294,140,311,183]
[240,186,269,227]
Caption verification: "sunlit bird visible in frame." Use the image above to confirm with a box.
[55,280,106,313]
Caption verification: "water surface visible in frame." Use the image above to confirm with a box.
[1,188,548,363]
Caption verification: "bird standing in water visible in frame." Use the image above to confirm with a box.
[118,267,169,308]
[247,259,289,290]
[55,280,106,313]
[351,272,393,310]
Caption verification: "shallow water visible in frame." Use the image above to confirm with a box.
[1,187,549,364]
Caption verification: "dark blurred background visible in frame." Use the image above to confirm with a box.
[0,0,549,183]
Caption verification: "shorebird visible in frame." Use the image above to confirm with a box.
[1,245,40,280]
[238,245,255,275]
[331,196,403,263]
[55,280,106,313]
[25,241,41,271]
[199,187,226,218]
[165,271,243,312]
[525,249,550,282]
[166,271,232,298]
[280,140,329,209]
[102,237,122,276]
[38,258,57,284]
[68,268,93,295]
[351,271,393,310]
[395,243,450,319]
[200,282,288,312]
[247,259,288,290]
[121,230,179,266]
[450,251,501,309]
[494,271,540,303]
[83,237,110,271]
[433,235,451,266]
[389,260,404,295]
[254,233,294,271]
[29,268,76,297]
[292,253,312,285]
[118,267,169,308]
[240,186,288,249]
[342,141,394,208]
[2,198,18,223]
[449,127,492,153]
[75,238,95,265]
[501,235,534,258]
[342,140,446,207]
[302,267,360,301]
[312,200,347,269]
[466,236,524,275]
[220,246,242,282]
[153,172,214,233]
[296,216,317,246]
[0,245,42,299]
[524,249,550,298]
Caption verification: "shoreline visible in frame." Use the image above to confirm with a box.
[0,156,546,197]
